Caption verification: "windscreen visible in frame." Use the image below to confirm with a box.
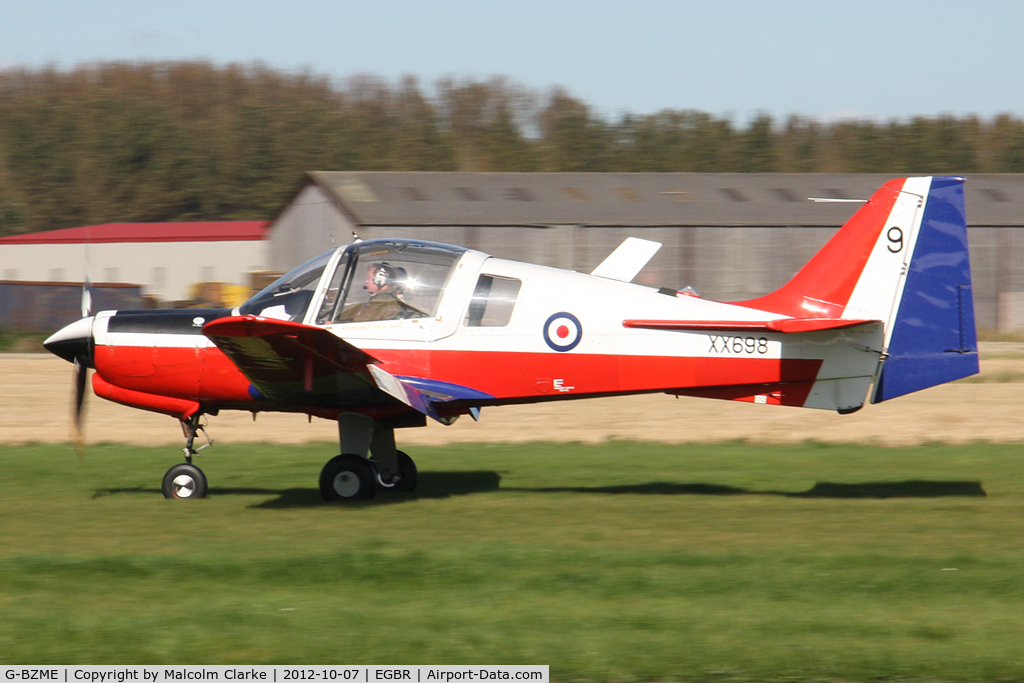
[238,250,333,322]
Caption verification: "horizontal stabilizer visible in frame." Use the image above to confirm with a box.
[591,237,662,282]
[623,317,879,334]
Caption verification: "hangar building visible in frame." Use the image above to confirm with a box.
[3,174,1021,332]
[0,221,270,304]
[269,172,1024,331]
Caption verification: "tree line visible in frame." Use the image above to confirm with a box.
[2,61,1024,235]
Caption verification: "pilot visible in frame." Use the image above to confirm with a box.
[337,262,427,322]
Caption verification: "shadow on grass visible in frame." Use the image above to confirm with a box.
[94,475,985,505]
[93,470,503,508]
[508,479,987,498]
[252,470,503,508]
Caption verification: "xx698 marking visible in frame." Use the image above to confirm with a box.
[708,335,769,355]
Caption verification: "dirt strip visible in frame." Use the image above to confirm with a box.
[2,344,1022,448]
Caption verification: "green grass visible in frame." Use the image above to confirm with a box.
[0,328,47,352]
[2,440,1024,681]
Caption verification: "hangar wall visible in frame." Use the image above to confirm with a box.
[263,172,1024,332]
[268,185,356,273]
[344,223,1009,330]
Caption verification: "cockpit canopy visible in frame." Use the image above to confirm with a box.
[239,239,468,325]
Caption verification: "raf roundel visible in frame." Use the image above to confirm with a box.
[543,312,583,352]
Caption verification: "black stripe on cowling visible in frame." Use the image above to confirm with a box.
[107,308,233,335]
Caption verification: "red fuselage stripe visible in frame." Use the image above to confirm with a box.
[94,344,825,409]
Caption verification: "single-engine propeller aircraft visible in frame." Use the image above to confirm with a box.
[45,176,978,501]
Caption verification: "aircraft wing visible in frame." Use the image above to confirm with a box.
[623,317,880,333]
[203,316,490,420]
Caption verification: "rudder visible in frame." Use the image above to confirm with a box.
[871,176,978,401]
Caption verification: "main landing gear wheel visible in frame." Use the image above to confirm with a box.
[392,450,418,493]
[162,463,208,499]
[320,454,378,502]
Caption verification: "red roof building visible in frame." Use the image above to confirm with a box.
[0,221,269,245]
[0,221,271,304]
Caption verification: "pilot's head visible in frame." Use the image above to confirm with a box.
[365,262,406,295]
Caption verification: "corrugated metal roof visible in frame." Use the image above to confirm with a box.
[0,221,271,245]
[307,172,1024,227]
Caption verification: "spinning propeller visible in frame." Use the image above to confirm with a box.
[72,276,92,450]
[43,276,95,452]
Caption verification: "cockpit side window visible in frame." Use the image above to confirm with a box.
[321,241,465,324]
[463,275,521,327]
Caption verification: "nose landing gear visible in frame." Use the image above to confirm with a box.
[162,415,213,500]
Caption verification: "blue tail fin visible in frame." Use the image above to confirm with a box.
[871,176,978,402]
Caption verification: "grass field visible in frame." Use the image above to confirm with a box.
[2,439,1023,681]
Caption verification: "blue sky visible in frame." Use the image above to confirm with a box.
[3,0,1022,124]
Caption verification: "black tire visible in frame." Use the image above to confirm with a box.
[393,450,418,492]
[320,454,377,502]
[162,463,208,499]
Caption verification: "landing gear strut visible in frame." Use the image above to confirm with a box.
[163,415,213,500]
[319,414,419,502]
[159,412,418,503]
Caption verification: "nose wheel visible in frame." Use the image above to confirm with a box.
[162,463,208,499]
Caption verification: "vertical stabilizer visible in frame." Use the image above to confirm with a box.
[735,175,979,409]
[871,176,978,402]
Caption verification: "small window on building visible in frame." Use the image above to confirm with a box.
[152,267,166,289]
[464,275,521,327]
[719,188,748,202]
[981,188,1010,203]
[506,187,534,202]
[456,187,481,201]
